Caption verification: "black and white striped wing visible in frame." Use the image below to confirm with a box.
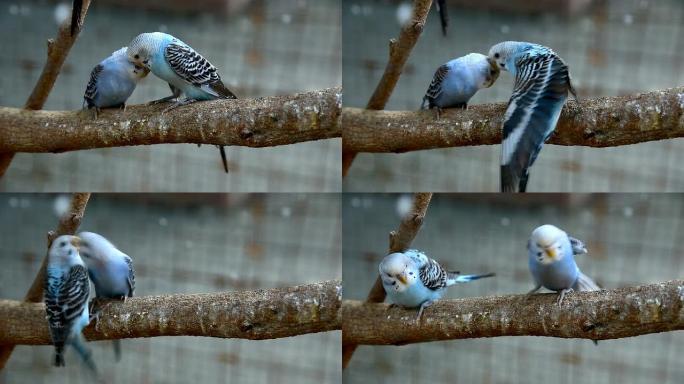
[124,256,135,297]
[164,43,237,99]
[45,265,90,346]
[418,257,449,291]
[83,64,103,107]
[500,52,572,192]
[421,64,449,109]
[569,236,588,255]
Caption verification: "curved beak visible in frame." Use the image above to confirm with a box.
[70,236,82,249]
[487,57,499,73]
[396,273,408,285]
[544,247,557,259]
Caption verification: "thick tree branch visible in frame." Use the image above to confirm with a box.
[343,87,684,152]
[342,280,684,345]
[0,88,341,153]
[343,0,434,176]
[342,193,432,368]
[0,0,92,176]
[0,281,341,345]
[0,193,90,369]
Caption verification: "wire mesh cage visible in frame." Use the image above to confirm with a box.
[343,193,684,383]
[0,193,341,383]
[343,0,684,192]
[0,0,341,192]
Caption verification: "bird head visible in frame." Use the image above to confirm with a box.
[76,231,118,269]
[379,252,419,293]
[488,41,533,74]
[530,224,567,264]
[127,33,156,71]
[48,235,82,265]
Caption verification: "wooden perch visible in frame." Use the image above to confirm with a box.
[342,280,684,345]
[343,86,684,153]
[0,88,341,153]
[342,193,432,368]
[0,280,341,345]
[343,0,434,176]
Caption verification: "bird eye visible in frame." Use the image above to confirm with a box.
[409,272,413,275]
[143,59,149,64]
[537,252,542,257]
[59,241,67,247]
[134,54,139,59]
[494,53,500,59]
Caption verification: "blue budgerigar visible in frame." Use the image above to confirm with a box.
[421,53,499,113]
[379,249,495,319]
[78,231,135,361]
[83,47,149,115]
[127,32,238,173]
[488,41,578,192]
[527,224,600,306]
[44,235,97,372]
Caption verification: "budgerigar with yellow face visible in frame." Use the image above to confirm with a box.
[527,224,599,306]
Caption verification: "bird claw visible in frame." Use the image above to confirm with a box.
[161,98,197,114]
[557,288,574,306]
[416,300,434,322]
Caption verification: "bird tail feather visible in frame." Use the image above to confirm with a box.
[448,272,495,285]
[574,272,600,292]
[218,146,229,173]
[54,345,65,367]
[113,339,122,362]
[71,335,98,374]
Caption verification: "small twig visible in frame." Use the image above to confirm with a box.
[0,193,91,369]
[342,280,684,345]
[343,0,434,177]
[0,88,342,153]
[342,193,433,368]
[343,86,684,152]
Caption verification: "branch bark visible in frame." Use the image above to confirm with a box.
[342,280,684,345]
[0,280,341,345]
[342,193,433,368]
[342,0,434,177]
[0,193,90,369]
[343,87,684,152]
[0,0,92,176]
[0,88,342,153]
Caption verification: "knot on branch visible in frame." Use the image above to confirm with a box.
[412,21,424,33]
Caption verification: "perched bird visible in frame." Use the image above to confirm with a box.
[78,231,135,361]
[380,249,495,319]
[83,47,149,115]
[527,224,600,306]
[421,53,499,113]
[127,32,238,173]
[44,235,97,372]
[436,0,448,36]
[488,41,578,192]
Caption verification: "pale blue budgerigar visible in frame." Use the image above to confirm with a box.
[488,41,578,192]
[44,235,97,373]
[83,47,149,116]
[421,53,499,114]
[127,32,238,173]
[527,224,600,306]
[380,249,495,319]
[78,231,135,361]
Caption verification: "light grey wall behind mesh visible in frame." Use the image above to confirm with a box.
[0,194,341,383]
[343,194,683,383]
[343,0,684,192]
[0,0,341,192]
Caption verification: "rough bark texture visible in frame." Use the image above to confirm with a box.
[342,280,684,345]
[342,193,433,368]
[342,0,434,177]
[0,280,341,345]
[0,0,92,177]
[343,87,684,152]
[0,193,90,369]
[0,88,341,153]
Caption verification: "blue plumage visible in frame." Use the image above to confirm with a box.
[83,47,148,112]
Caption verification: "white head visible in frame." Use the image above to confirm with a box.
[48,235,82,267]
[111,47,149,80]
[488,41,535,74]
[127,32,167,71]
[463,53,500,88]
[78,231,121,270]
[529,224,567,264]
[379,252,420,293]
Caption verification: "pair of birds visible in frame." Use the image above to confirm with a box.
[421,41,578,193]
[44,232,135,373]
[83,32,236,173]
[379,224,599,319]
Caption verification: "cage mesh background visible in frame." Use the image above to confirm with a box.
[0,0,341,192]
[0,194,341,384]
[342,0,684,192]
[343,193,684,384]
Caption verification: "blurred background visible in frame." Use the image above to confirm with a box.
[0,0,341,192]
[343,0,684,192]
[343,193,684,383]
[0,193,341,383]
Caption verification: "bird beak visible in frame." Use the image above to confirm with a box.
[487,57,500,73]
[544,247,556,259]
[70,237,82,248]
[396,273,408,285]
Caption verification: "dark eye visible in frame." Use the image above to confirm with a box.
[143,59,149,64]
[409,272,413,275]
[537,252,542,257]
[59,241,67,247]
[494,53,500,59]
[391,281,396,286]
[134,54,139,59]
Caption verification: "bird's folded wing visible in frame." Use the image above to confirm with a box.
[164,43,236,99]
